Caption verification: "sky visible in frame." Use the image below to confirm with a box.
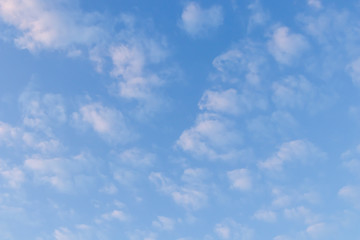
[0,0,360,239]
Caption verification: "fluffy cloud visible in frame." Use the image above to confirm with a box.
[284,206,320,224]
[0,121,20,146]
[214,219,254,240]
[149,171,208,210]
[253,209,277,222]
[259,140,325,171]
[0,159,25,188]
[101,210,129,222]
[267,26,309,64]
[199,89,266,115]
[227,169,252,191]
[179,2,223,37]
[152,216,175,231]
[73,102,133,143]
[212,47,264,85]
[338,185,360,209]
[108,21,169,114]
[0,0,102,51]
[24,152,96,192]
[306,222,327,238]
[176,113,243,161]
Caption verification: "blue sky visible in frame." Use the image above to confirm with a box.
[1,0,360,239]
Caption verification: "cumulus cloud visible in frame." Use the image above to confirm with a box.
[0,121,20,146]
[259,140,325,171]
[199,89,266,115]
[73,102,133,144]
[109,26,169,114]
[227,169,252,191]
[338,185,360,209]
[149,171,208,210]
[268,26,309,64]
[176,113,243,161]
[152,216,175,231]
[284,206,320,224]
[214,219,254,240]
[306,222,327,238]
[0,0,102,51]
[253,209,277,222]
[179,2,223,37]
[0,159,25,188]
[212,47,265,85]
[24,152,96,192]
[101,210,129,222]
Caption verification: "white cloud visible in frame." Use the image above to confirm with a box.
[152,216,175,231]
[102,210,128,222]
[22,132,62,153]
[19,91,66,134]
[259,140,325,171]
[199,89,266,115]
[253,209,277,222]
[109,31,168,114]
[116,148,155,167]
[0,121,20,146]
[0,159,25,188]
[272,76,316,109]
[338,185,360,208]
[73,102,133,143]
[113,168,137,186]
[306,222,327,239]
[24,153,95,192]
[268,26,308,64]
[247,111,298,141]
[284,206,319,224]
[179,2,223,37]
[172,188,207,210]
[273,235,291,240]
[247,0,269,29]
[149,171,208,210]
[0,0,102,51]
[127,230,157,240]
[227,169,252,191]
[54,227,77,240]
[307,0,322,9]
[181,168,209,187]
[176,113,243,161]
[0,120,62,153]
[214,219,254,240]
[211,47,265,85]
[346,58,360,86]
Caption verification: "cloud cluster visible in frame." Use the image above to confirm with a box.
[0,0,102,51]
